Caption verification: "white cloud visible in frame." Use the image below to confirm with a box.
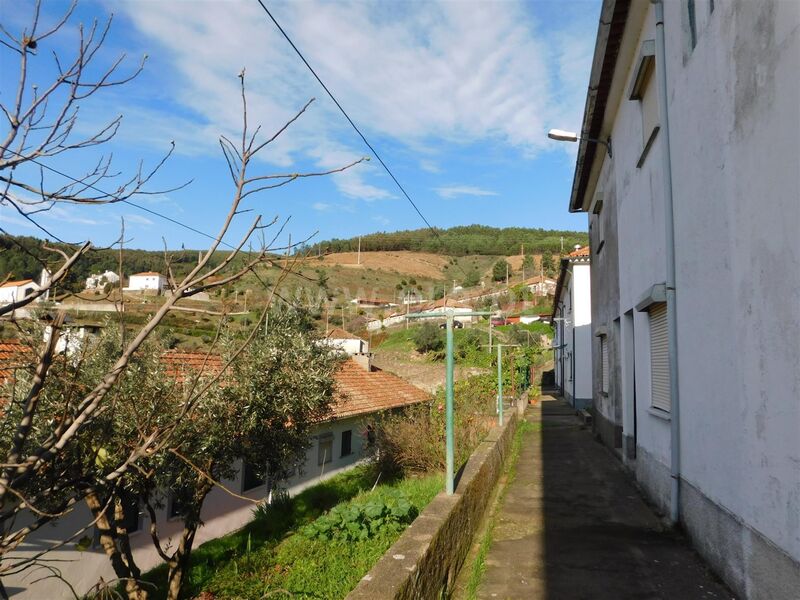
[312,202,330,212]
[115,0,596,196]
[434,185,498,199]
[124,213,155,226]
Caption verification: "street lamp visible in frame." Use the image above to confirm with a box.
[547,128,612,158]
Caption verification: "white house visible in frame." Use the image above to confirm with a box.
[3,350,429,599]
[85,270,120,290]
[565,1,800,596]
[323,327,369,355]
[125,271,167,293]
[0,279,39,306]
[522,275,557,297]
[365,298,477,332]
[551,246,592,409]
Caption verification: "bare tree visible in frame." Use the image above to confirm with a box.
[0,0,183,315]
[0,2,366,594]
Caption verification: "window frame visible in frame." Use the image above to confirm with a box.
[340,429,353,458]
[317,432,334,466]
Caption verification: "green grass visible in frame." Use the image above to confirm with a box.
[464,419,535,599]
[143,465,442,600]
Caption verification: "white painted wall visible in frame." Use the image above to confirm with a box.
[5,416,372,599]
[324,337,368,355]
[127,274,166,292]
[589,0,800,579]
[553,260,592,407]
[0,281,39,305]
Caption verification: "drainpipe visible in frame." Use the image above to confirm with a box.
[653,0,681,524]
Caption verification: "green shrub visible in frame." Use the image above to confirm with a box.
[301,489,416,542]
[413,322,444,354]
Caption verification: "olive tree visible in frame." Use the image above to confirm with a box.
[0,1,366,589]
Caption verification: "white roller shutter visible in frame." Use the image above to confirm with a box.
[649,303,670,412]
[600,336,609,393]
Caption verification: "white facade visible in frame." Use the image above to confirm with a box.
[126,272,167,292]
[85,270,120,290]
[552,257,592,409]
[6,416,370,599]
[570,1,800,597]
[0,279,40,306]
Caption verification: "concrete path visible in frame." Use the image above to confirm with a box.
[466,395,734,600]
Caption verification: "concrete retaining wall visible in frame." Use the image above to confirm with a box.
[347,400,523,599]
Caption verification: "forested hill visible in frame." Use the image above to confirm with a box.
[0,234,227,289]
[311,225,588,256]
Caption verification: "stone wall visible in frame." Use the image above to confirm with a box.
[346,401,522,599]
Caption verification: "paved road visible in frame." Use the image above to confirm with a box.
[466,395,734,600]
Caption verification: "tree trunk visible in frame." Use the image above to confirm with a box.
[165,479,212,600]
[84,489,147,600]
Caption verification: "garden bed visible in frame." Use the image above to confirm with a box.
[142,465,441,599]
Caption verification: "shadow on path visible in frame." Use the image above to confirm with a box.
[468,394,734,600]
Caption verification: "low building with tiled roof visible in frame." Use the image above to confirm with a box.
[1,341,431,599]
[331,358,428,420]
[322,327,369,355]
[0,279,40,308]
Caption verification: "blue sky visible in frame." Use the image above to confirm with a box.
[1,0,599,251]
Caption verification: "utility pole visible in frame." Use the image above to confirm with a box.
[560,236,564,254]
[341,305,346,330]
[497,344,504,426]
[506,262,509,287]
[357,236,361,265]
[406,308,491,495]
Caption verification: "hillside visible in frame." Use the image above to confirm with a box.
[308,225,587,256]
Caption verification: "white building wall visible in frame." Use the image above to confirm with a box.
[590,1,800,594]
[6,416,372,599]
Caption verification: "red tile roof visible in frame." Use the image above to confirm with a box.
[0,279,34,288]
[326,327,364,341]
[131,272,163,277]
[161,350,224,383]
[331,359,429,420]
[568,245,590,257]
[0,340,32,385]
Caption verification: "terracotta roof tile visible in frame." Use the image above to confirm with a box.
[331,359,429,420]
[0,340,33,385]
[326,327,364,341]
[0,279,34,288]
[568,245,590,257]
[161,350,223,383]
[131,272,163,277]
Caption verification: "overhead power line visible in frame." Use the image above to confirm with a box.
[254,0,443,240]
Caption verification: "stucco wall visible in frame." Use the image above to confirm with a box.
[587,0,800,593]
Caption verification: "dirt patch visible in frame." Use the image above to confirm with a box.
[320,251,451,280]
[372,349,488,393]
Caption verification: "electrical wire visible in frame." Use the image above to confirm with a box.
[254,0,471,278]
[1,149,240,251]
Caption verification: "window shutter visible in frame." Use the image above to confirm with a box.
[649,303,670,411]
[601,336,609,393]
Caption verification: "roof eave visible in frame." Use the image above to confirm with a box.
[568,0,632,213]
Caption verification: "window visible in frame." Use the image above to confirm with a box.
[592,196,605,254]
[242,461,266,492]
[649,303,671,412]
[600,335,609,394]
[628,40,659,166]
[318,433,333,466]
[687,0,698,49]
[340,430,353,457]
